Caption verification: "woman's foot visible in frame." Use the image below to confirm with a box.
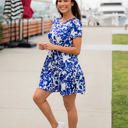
[57,122,65,128]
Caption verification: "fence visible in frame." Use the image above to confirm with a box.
[0,17,52,44]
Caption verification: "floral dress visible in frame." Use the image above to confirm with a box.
[38,17,86,96]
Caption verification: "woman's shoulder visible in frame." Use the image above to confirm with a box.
[52,17,60,23]
[71,17,82,27]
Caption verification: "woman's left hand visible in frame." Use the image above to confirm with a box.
[43,43,55,50]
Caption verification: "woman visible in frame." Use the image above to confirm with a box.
[33,0,86,128]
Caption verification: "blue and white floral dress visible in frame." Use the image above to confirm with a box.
[38,17,86,96]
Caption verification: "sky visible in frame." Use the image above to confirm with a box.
[53,0,128,9]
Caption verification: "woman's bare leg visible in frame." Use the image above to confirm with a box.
[33,88,58,128]
[63,93,78,128]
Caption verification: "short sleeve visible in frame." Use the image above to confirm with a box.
[71,19,82,38]
[52,18,56,25]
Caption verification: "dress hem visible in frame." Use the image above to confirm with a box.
[37,86,86,96]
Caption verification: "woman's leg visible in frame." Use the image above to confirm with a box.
[33,88,58,128]
[63,93,78,128]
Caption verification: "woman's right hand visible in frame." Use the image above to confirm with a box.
[38,43,46,50]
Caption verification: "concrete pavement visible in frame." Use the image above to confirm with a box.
[0,27,112,128]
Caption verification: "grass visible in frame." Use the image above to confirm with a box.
[112,51,128,128]
[112,34,128,44]
[112,34,128,127]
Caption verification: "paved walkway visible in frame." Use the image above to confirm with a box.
[82,44,128,51]
[112,27,128,34]
[0,27,112,128]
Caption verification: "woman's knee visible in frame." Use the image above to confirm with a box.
[63,94,76,111]
[64,100,76,112]
[64,102,72,112]
[33,88,51,104]
[33,89,44,104]
[33,91,41,104]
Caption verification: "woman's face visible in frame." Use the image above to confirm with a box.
[57,0,74,14]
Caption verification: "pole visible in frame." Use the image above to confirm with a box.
[41,17,44,35]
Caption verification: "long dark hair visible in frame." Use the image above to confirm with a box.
[56,0,81,21]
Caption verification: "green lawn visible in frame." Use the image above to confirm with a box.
[112,51,128,128]
[112,34,128,44]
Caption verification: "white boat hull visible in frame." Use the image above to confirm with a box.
[100,16,127,26]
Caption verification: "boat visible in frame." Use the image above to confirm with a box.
[98,0,127,26]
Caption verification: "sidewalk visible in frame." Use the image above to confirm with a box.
[0,27,112,128]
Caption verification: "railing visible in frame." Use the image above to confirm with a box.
[0,17,52,44]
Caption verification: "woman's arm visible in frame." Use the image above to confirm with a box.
[39,37,82,55]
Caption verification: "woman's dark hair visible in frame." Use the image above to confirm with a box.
[56,0,81,21]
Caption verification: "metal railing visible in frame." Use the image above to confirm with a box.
[0,17,52,46]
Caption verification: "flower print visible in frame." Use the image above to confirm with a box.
[38,17,86,96]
